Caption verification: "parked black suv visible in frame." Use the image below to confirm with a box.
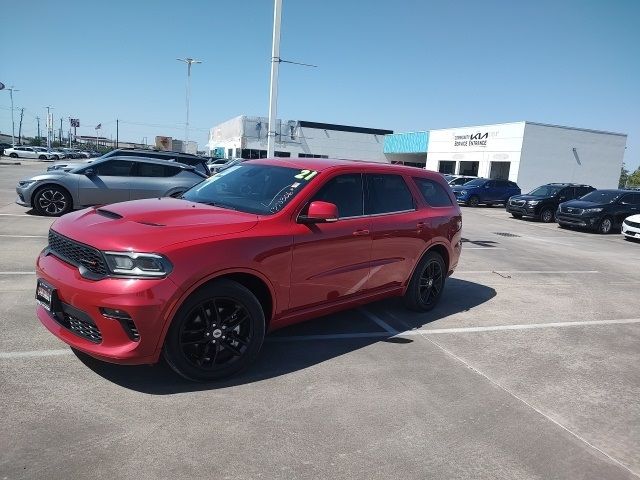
[101,149,210,176]
[506,183,595,222]
[556,190,640,234]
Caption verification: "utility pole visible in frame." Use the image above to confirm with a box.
[267,0,282,158]
[45,106,53,149]
[176,57,203,151]
[36,116,41,142]
[116,119,119,148]
[59,118,63,145]
[7,86,20,145]
[18,108,24,144]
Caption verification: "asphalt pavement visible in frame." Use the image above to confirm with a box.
[0,161,638,479]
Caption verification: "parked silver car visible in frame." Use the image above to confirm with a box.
[16,156,207,216]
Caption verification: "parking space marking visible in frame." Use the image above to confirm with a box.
[0,349,72,359]
[0,234,47,238]
[0,213,49,218]
[0,271,36,275]
[463,247,507,250]
[456,270,599,274]
[421,334,640,478]
[359,308,398,333]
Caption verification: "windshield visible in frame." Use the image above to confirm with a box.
[528,185,562,196]
[580,190,621,203]
[462,178,487,187]
[181,164,319,215]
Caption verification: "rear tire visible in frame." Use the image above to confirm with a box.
[163,279,265,381]
[10,153,18,158]
[38,155,47,160]
[467,195,480,207]
[511,213,523,219]
[404,251,446,312]
[540,208,555,223]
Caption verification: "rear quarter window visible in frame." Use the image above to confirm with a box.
[413,177,453,207]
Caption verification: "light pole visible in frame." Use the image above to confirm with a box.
[267,0,282,158]
[7,86,20,145]
[176,57,202,151]
[45,106,54,149]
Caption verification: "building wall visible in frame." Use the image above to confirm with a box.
[425,122,526,181]
[208,115,390,162]
[518,123,627,193]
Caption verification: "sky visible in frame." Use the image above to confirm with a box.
[1,0,639,169]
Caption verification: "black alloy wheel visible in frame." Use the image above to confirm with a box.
[163,279,265,381]
[33,186,72,216]
[404,251,446,312]
[540,208,555,223]
[467,195,480,207]
[598,217,613,234]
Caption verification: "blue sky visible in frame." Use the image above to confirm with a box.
[2,0,638,169]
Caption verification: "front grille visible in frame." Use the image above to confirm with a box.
[561,206,583,215]
[624,219,640,229]
[66,313,102,343]
[48,230,107,276]
[510,199,525,206]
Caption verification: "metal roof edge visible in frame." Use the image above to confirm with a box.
[525,121,627,137]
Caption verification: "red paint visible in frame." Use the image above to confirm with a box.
[36,159,461,365]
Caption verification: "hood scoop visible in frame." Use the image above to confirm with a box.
[134,220,166,227]
[96,208,123,219]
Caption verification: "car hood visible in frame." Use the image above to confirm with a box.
[22,171,71,182]
[50,197,259,251]
[561,199,607,209]
[625,213,640,222]
[511,194,549,201]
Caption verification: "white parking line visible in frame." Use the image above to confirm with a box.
[359,308,398,333]
[456,270,599,274]
[463,247,507,250]
[0,213,48,218]
[0,271,36,275]
[0,349,72,359]
[0,234,47,238]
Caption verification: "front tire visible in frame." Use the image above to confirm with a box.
[163,279,265,381]
[540,207,555,223]
[38,155,47,160]
[404,251,446,312]
[598,216,613,234]
[10,152,18,158]
[33,185,72,216]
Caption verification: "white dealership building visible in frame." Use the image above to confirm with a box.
[207,115,391,162]
[384,121,627,193]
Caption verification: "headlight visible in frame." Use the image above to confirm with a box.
[103,251,172,278]
[18,180,37,188]
[527,200,540,205]
[458,190,469,196]
[583,208,603,213]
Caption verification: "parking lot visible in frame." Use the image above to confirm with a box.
[0,161,638,479]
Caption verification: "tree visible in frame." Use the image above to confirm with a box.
[619,163,630,188]
[627,167,640,187]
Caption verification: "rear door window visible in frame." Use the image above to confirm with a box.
[413,177,453,207]
[135,162,181,177]
[365,174,415,215]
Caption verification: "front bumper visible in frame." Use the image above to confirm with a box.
[622,222,640,239]
[15,186,32,207]
[555,213,601,229]
[506,202,538,217]
[36,250,181,365]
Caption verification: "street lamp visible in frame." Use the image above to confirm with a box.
[176,57,202,151]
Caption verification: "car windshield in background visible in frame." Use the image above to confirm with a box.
[463,179,486,187]
[181,164,318,215]
[529,185,562,196]
[580,190,621,203]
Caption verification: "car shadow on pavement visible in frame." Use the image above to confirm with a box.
[74,278,496,394]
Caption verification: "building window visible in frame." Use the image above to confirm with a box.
[438,161,456,174]
[240,149,268,159]
[274,151,291,157]
[298,153,329,158]
[227,148,233,159]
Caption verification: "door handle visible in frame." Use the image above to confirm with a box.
[352,229,370,236]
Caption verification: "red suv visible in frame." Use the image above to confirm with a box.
[36,159,462,380]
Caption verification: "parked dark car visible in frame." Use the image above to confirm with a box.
[556,190,640,234]
[451,178,521,207]
[0,142,13,156]
[506,183,595,222]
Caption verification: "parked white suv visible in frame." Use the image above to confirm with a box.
[4,146,55,160]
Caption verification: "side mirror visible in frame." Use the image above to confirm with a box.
[299,201,339,224]
[85,168,95,176]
